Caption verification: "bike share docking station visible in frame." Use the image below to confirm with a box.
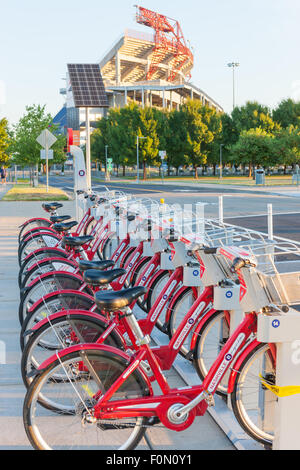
[70,145,88,221]
[258,308,300,450]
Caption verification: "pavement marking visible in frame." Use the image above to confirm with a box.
[225,211,300,220]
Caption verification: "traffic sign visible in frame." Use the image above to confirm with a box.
[36,129,57,149]
[40,150,53,160]
[159,151,166,160]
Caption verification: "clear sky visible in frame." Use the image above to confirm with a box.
[1,0,300,123]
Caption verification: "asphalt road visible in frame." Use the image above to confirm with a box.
[44,174,300,242]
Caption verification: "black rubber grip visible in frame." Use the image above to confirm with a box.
[203,247,218,255]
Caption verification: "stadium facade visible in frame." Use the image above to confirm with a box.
[54,8,223,146]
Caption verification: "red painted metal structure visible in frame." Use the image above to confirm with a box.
[135,5,193,82]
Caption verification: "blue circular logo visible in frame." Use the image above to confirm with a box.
[225,354,232,361]
[272,319,280,328]
[163,295,168,300]
[226,291,233,299]
[169,255,172,261]
[193,270,199,277]
[188,319,194,325]
[142,276,146,282]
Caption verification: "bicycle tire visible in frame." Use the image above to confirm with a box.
[23,348,150,450]
[193,310,230,397]
[146,270,171,332]
[21,313,124,389]
[20,291,98,351]
[19,219,51,244]
[19,272,92,326]
[230,342,275,446]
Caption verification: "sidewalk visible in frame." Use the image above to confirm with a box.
[0,201,235,450]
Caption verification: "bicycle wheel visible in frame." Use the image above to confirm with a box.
[168,287,198,357]
[146,270,171,332]
[84,217,98,236]
[101,233,118,261]
[131,257,152,313]
[20,258,77,290]
[20,292,97,350]
[21,314,124,388]
[23,349,150,450]
[231,343,275,446]
[19,219,51,244]
[19,273,91,325]
[193,310,230,396]
[19,233,61,266]
[19,248,70,287]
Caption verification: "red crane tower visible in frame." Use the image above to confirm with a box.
[135,5,194,82]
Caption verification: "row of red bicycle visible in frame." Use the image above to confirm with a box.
[19,190,277,450]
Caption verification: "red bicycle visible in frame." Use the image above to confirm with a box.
[23,245,276,450]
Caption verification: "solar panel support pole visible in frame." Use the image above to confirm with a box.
[85,107,92,191]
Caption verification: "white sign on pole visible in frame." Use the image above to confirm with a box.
[40,150,54,160]
[36,129,57,149]
[159,151,166,160]
[36,129,57,193]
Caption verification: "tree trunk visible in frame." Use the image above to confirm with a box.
[143,161,147,180]
[248,162,252,179]
[213,164,216,177]
[123,165,126,177]
[194,166,198,179]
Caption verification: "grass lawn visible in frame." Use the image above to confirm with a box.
[104,174,295,186]
[2,183,69,201]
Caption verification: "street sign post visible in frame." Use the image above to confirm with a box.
[36,129,57,192]
[40,150,54,160]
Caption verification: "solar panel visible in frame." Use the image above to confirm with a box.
[67,64,109,108]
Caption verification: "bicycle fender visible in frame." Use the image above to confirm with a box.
[28,290,95,314]
[30,310,108,332]
[227,338,260,394]
[37,343,154,395]
[165,286,194,325]
[26,271,83,289]
[23,247,68,263]
[19,217,50,229]
[190,308,217,351]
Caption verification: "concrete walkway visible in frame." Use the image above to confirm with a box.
[0,201,235,450]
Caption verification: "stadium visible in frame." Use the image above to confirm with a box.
[54,6,223,146]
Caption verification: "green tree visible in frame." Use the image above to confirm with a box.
[230,128,276,177]
[181,100,221,179]
[271,126,300,168]
[165,109,189,175]
[232,101,280,134]
[137,106,160,180]
[0,118,11,166]
[11,105,66,168]
[273,99,300,129]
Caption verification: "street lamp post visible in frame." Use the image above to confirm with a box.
[227,62,240,110]
[136,135,146,184]
[220,144,224,179]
